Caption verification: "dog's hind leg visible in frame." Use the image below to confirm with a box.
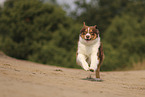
[95,64,101,78]
[94,43,104,81]
[93,64,103,81]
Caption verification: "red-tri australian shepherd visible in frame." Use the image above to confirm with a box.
[76,22,104,81]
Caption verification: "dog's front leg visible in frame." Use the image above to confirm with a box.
[77,54,89,71]
[90,54,99,72]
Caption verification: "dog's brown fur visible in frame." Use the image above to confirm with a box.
[96,43,104,78]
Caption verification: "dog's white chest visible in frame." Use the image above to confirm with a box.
[78,43,94,56]
[77,37,100,57]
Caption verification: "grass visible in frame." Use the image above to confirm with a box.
[124,60,145,71]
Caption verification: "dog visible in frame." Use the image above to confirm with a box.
[76,22,104,80]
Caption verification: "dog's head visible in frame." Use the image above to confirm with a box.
[80,22,99,41]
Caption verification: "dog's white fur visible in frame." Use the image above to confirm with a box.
[76,35,100,71]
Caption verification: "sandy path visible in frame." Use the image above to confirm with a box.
[0,52,145,97]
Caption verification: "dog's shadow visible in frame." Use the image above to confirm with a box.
[82,77,103,82]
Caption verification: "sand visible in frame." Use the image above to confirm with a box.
[0,52,145,97]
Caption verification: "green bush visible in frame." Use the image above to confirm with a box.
[102,14,145,70]
[0,0,81,69]
[0,0,145,71]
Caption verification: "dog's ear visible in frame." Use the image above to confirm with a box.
[80,22,86,32]
[80,28,85,33]
[94,25,99,34]
[97,29,99,34]
[83,22,86,27]
[94,25,97,29]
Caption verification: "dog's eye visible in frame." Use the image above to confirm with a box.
[90,32,94,35]
[82,31,86,35]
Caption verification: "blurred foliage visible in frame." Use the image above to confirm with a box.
[71,0,130,34]
[72,0,145,70]
[0,0,145,71]
[102,15,145,70]
[0,0,81,69]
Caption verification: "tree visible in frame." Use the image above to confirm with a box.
[0,0,81,68]
[72,0,145,70]
[1,0,145,71]
[71,0,130,34]
[103,13,145,70]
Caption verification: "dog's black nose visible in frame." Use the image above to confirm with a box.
[86,35,90,38]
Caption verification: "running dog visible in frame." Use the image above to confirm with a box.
[76,22,104,80]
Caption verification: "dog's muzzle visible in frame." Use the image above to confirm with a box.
[85,35,91,41]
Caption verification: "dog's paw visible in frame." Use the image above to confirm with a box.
[89,67,96,72]
[93,78,103,82]
[89,69,94,72]
[83,65,89,71]
[84,67,89,71]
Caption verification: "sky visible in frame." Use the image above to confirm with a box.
[57,0,76,11]
[0,0,5,6]
[0,0,79,15]
[0,0,85,16]
[0,0,76,11]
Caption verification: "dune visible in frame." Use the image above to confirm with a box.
[0,52,145,97]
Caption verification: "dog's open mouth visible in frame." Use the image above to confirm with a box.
[85,38,91,41]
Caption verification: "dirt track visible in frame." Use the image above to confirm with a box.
[0,52,145,97]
